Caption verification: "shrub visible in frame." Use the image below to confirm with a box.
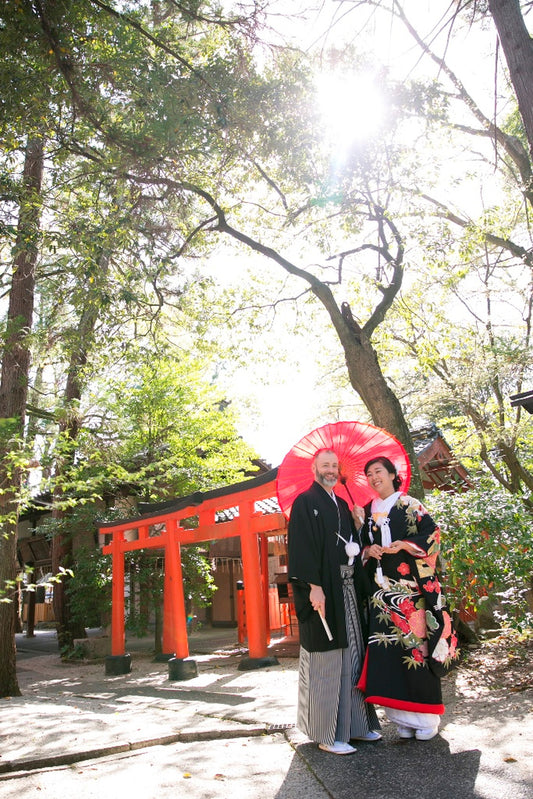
[427,482,533,630]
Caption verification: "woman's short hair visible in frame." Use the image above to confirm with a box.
[364,456,403,491]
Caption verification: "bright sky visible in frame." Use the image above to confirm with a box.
[202,253,363,466]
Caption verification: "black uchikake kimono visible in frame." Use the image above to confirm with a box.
[357,493,460,715]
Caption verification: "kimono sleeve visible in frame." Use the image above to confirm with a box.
[401,497,440,555]
[414,525,460,677]
[287,492,323,586]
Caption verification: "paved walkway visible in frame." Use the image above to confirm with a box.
[0,628,531,799]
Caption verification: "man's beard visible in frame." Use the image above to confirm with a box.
[316,470,337,488]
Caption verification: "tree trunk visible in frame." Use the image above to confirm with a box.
[52,252,110,651]
[51,511,87,651]
[489,0,533,168]
[0,135,44,697]
[313,282,425,498]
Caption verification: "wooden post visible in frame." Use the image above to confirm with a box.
[110,533,125,656]
[239,502,278,669]
[260,533,271,646]
[25,561,36,638]
[165,519,189,660]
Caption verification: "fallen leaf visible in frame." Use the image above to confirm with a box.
[183,773,192,779]
[504,757,517,763]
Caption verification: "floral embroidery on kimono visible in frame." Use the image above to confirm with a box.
[358,493,459,714]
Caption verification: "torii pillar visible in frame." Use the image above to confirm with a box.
[105,532,131,675]
[165,519,198,679]
[238,502,278,670]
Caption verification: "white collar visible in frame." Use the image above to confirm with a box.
[371,491,401,518]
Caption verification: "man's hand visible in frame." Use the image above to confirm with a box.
[366,543,384,560]
[352,504,365,527]
[309,583,326,617]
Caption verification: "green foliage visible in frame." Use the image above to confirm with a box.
[23,340,260,515]
[64,547,112,629]
[0,571,24,604]
[502,105,527,148]
[91,346,259,500]
[427,483,533,629]
[33,506,110,632]
[0,566,73,604]
[60,641,86,661]
[181,544,217,609]
[124,550,164,637]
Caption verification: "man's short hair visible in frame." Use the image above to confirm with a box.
[312,448,337,464]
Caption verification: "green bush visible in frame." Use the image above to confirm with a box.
[427,482,533,630]
[181,544,217,610]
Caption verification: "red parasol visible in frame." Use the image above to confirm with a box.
[276,420,411,518]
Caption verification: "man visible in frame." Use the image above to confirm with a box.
[288,448,381,754]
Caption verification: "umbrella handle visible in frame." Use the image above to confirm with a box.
[339,475,355,506]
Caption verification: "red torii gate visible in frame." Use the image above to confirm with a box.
[99,469,287,677]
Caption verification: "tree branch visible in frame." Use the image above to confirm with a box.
[421,193,533,266]
[392,0,533,202]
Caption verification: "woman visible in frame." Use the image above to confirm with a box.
[354,456,459,741]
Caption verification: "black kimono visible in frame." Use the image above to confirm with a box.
[288,480,369,651]
[288,480,379,744]
[357,493,459,719]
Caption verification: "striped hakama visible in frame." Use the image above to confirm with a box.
[297,565,380,745]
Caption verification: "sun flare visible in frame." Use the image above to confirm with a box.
[315,71,385,150]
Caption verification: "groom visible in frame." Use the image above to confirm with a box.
[287,448,380,755]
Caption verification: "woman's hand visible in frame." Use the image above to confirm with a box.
[383,540,419,556]
[309,583,326,617]
[352,504,365,527]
